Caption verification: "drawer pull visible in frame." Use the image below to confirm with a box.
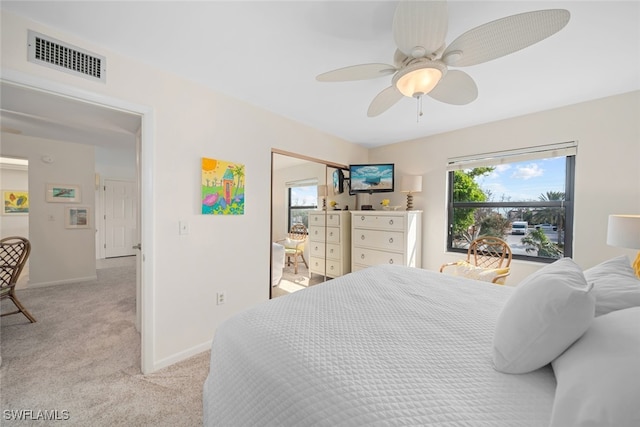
[389,219,394,225]
[361,216,365,221]
[329,231,334,237]
[314,246,319,251]
[329,249,334,254]
[389,259,394,264]
[389,238,394,244]
[330,265,334,270]
[361,254,365,259]
[361,235,365,240]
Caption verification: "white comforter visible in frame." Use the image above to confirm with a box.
[203,265,556,426]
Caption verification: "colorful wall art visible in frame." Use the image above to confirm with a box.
[201,157,245,215]
[3,190,29,214]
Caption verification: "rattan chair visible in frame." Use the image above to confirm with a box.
[0,236,36,322]
[284,223,308,275]
[440,236,512,284]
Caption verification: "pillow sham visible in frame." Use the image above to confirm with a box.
[550,307,640,427]
[448,260,510,285]
[583,255,640,316]
[492,257,595,374]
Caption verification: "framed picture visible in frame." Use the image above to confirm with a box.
[65,206,90,229]
[46,184,81,203]
[2,190,29,215]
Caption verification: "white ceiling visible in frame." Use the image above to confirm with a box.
[1,1,639,149]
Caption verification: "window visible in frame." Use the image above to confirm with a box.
[288,184,318,230]
[447,142,576,262]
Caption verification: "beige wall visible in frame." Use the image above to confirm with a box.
[2,134,97,286]
[1,10,368,371]
[369,91,640,283]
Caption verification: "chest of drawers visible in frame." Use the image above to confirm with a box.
[308,210,351,278]
[351,210,422,271]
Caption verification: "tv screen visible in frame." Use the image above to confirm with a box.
[349,163,394,194]
[332,169,345,194]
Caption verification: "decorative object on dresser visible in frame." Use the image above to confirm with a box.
[317,185,328,210]
[308,211,351,279]
[351,210,422,271]
[400,175,422,211]
[607,214,640,277]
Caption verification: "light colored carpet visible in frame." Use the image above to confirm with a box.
[272,263,327,299]
[1,262,209,426]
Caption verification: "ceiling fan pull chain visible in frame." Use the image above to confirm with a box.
[416,95,424,123]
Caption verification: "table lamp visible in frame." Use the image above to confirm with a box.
[607,214,640,277]
[317,185,328,210]
[400,175,422,211]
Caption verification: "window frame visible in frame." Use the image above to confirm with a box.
[446,155,575,263]
[287,185,317,231]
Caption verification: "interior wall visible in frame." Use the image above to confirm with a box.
[1,10,368,370]
[1,133,97,286]
[368,91,640,283]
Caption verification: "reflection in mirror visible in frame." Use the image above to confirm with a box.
[270,152,352,299]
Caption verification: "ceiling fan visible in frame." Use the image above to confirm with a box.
[316,1,570,117]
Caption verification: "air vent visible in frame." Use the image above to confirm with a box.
[27,30,106,83]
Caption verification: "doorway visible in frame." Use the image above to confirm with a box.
[0,76,153,373]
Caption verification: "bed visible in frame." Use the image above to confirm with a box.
[204,260,640,426]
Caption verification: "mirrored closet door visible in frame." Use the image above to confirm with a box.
[270,151,353,298]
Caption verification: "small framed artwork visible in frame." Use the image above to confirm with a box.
[2,190,29,215]
[46,184,81,203]
[65,206,91,229]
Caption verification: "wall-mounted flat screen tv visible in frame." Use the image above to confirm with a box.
[332,169,345,194]
[349,163,394,195]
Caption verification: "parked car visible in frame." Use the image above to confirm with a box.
[511,221,528,235]
[535,223,558,231]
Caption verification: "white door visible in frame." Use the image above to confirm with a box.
[104,179,137,258]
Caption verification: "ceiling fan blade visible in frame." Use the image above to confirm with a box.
[442,9,570,67]
[428,70,478,105]
[316,63,396,82]
[393,0,448,58]
[367,86,404,117]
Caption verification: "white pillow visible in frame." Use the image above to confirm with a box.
[550,307,640,427]
[583,255,640,316]
[492,257,595,374]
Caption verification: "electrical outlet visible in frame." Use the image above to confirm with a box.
[217,292,226,305]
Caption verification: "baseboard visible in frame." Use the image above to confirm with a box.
[26,275,98,289]
[151,340,212,373]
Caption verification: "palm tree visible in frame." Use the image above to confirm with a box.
[231,164,245,197]
[522,228,563,258]
[533,191,565,244]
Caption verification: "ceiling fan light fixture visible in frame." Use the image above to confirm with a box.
[393,61,446,98]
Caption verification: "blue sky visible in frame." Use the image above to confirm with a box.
[473,156,566,202]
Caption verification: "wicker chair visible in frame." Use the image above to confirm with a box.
[284,223,308,275]
[440,236,512,285]
[0,236,36,322]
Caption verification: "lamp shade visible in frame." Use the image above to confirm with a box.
[400,175,422,193]
[607,215,640,249]
[317,185,328,197]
